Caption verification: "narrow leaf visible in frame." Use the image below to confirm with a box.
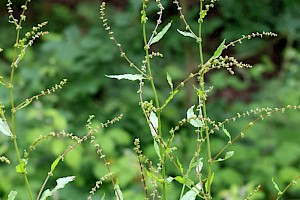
[50,157,61,172]
[205,172,214,193]
[195,158,203,174]
[177,29,197,39]
[222,125,231,142]
[101,194,106,200]
[176,157,184,174]
[40,176,76,200]
[114,184,123,200]
[145,168,163,183]
[8,191,17,200]
[181,183,202,200]
[0,118,12,137]
[216,151,234,162]
[213,39,226,59]
[166,73,173,92]
[150,21,172,45]
[154,140,161,160]
[272,177,282,195]
[105,74,143,81]
[149,111,158,136]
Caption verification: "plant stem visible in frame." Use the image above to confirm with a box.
[198,0,212,198]
[142,2,166,199]
[9,5,34,198]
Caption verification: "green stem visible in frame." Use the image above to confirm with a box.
[142,2,166,199]
[9,3,34,199]
[198,1,212,198]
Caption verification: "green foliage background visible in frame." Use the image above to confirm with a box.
[0,0,299,199]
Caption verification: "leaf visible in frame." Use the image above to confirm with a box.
[187,106,204,128]
[114,184,123,200]
[199,10,207,22]
[195,158,203,174]
[205,173,214,193]
[177,29,197,39]
[213,39,226,59]
[216,151,234,162]
[181,183,202,200]
[222,125,231,142]
[149,21,172,45]
[145,169,163,183]
[105,74,143,81]
[161,89,178,110]
[176,157,184,174]
[154,140,161,160]
[40,176,76,200]
[16,159,27,174]
[0,118,12,137]
[174,176,194,188]
[50,157,61,172]
[149,111,158,136]
[101,194,106,200]
[167,176,174,184]
[166,73,173,92]
[8,191,17,200]
[272,177,282,195]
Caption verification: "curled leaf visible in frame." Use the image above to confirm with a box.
[106,74,144,81]
[187,106,204,128]
[177,29,197,39]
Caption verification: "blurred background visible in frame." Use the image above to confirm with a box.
[0,0,299,199]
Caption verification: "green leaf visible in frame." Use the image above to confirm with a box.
[181,183,202,200]
[187,106,204,128]
[176,157,184,174]
[149,21,172,45]
[105,74,144,81]
[16,159,27,174]
[154,140,161,160]
[50,157,61,172]
[199,10,207,22]
[272,177,282,195]
[161,89,178,110]
[222,125,231,142]
[177,29,197,39]
[174,176,194,188]
[101,194,106,200]
[216,151,234,162]
[166,73,173,92]
[213,39,226,59]
[205,172,214,192]
[8,191,17,200]
[114,184,123,200]
[40,176,76,200]
[145,169,163,183]
[0,118,12,137]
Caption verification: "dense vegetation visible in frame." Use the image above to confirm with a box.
[0,0,299,199]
